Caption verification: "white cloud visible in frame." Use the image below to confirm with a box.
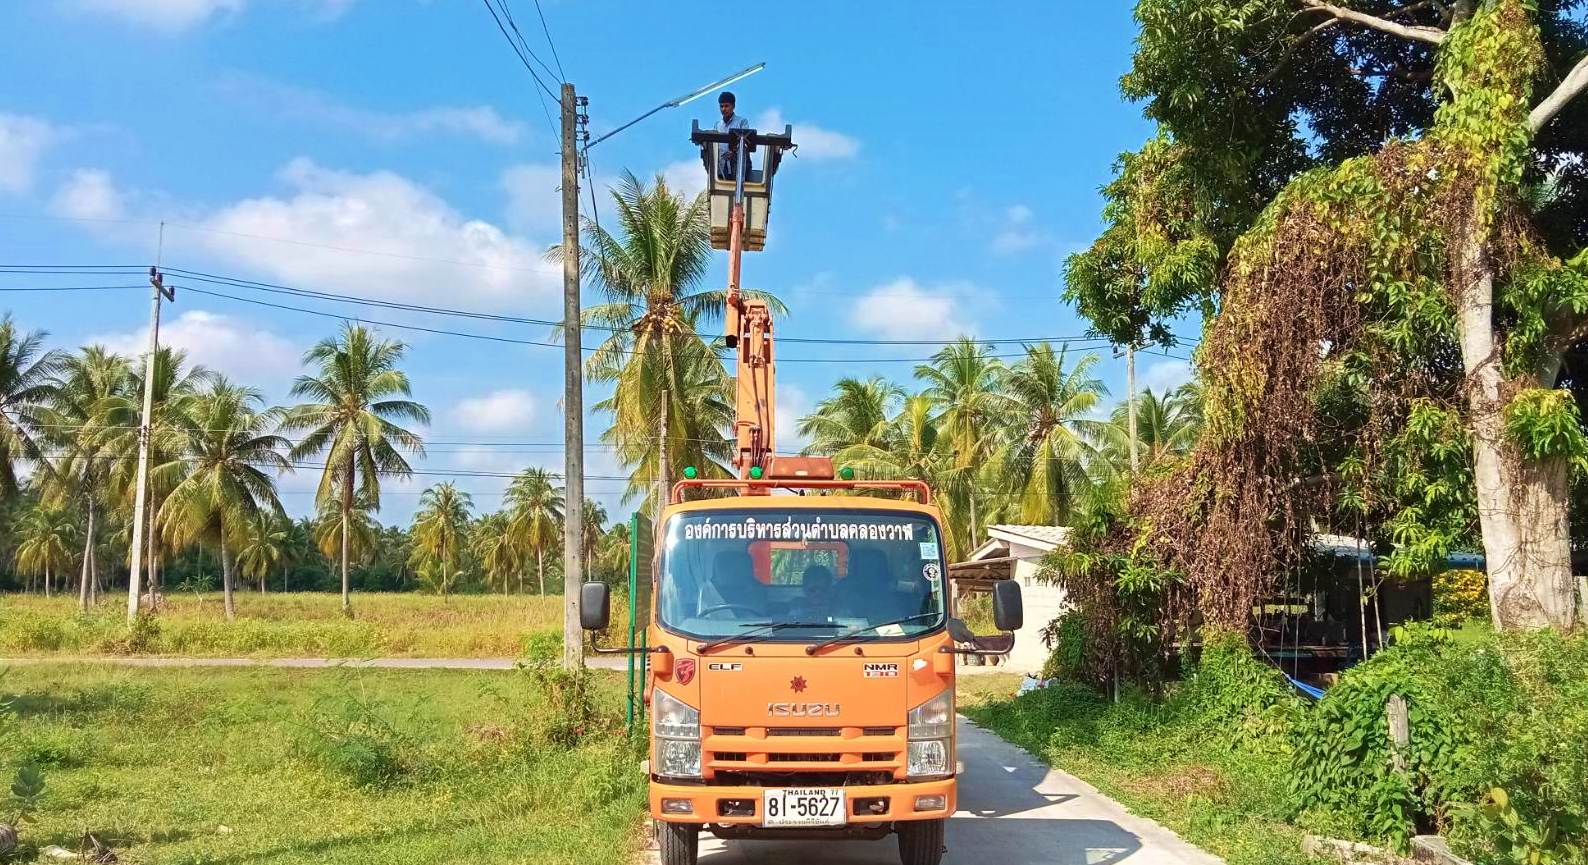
[851,278,974,341]
[775,383,813,453]
[991,204,1048,255]
[72,0,245,32]
[194,158,559,308]
[216,75,524,145]
[500,164,563,234]
[0,114,58,195]
[755,110,859,161]
[70,0,352,32]
[454,389,536,434]
[50,169,124,221]
[1141,359,1194,395]
[90,310,301,386]
[661,159,707,200]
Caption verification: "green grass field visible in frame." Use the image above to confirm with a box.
[0,593,631,659]
[0,663,646,864]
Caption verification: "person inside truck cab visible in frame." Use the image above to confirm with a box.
[790,564,837,621]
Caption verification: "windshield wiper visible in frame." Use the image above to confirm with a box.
[698,621,835,654]
[804,612,944,655]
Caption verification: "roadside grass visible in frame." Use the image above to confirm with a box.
[965,671,1313,865]
[0,663,646,864]
[0,593,630,658]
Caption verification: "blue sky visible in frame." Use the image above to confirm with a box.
[0,0,1194,523]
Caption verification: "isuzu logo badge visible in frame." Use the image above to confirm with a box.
[767,702,841,717]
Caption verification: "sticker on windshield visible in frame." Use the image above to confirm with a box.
[875,624,906,637]
[923,562,942,584]
[863,662,900,678]
[919,541,940,560]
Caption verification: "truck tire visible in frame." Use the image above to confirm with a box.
[897,818,945,865]
[656,820,699,865]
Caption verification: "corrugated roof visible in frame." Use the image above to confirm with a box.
[987,524,1071,551]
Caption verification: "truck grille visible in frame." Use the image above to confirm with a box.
[703,724,906,776]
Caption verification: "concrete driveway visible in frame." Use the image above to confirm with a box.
[657,717,1222,865]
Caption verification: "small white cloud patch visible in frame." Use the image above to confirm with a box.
[51,169,124,221]
[0,114,58,195]
[756,110,859,161]
[454,389,536,434]
[851,278,975,341]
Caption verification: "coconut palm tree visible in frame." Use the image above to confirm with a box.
[236,512,290,594]
[798,376,904,459]
[1101,387,1200,470]
[158,380,290,621]
[39,346,131,610]
[505,467,564,594]
[0,316,62,499]
[470,512,517,595]
[916,339,1011,543]
[569,172,779,502]
[408,482,473,595]
[13,498,75,597]
[998,344,1109,526]
[99,346,211,613]
[283,323,428,615]
[594,337,734,506]
[314,496,378,574]
[581,499,607,576]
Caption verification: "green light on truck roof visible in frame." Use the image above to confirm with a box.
[749,466,765,480]
[682,465,699,479]
[838,466,856,481]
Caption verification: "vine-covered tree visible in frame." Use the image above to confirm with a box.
[1067,0,1588,633]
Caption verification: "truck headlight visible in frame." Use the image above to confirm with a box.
[653,689,702,778]
[653,689,700,740]
[907,690,954,779]
[907,690,953,740]
[907,739,950,777]
[658,738,703,778]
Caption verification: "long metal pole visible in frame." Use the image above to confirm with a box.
[126,268,166,622]
[560,82,586,671]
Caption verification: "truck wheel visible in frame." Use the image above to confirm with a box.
[897,818,945,865]
[656,820,699,865]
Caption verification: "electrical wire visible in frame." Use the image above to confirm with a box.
[531,0,566,82]
[479,0,558,138]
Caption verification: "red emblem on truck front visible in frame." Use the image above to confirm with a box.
[790,676,807,693]
[676,659,696,685]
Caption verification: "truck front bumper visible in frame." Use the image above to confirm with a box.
[650,777,955,826]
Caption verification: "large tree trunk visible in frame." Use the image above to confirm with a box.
[1456,222,1578,631]
[219,526,236,622]
[340,458,353,616]
[537,548,546,596]
[78,501,95,612]
[44,564,51,599]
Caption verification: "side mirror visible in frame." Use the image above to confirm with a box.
[992,579,1023,632]
[580,581,611,631]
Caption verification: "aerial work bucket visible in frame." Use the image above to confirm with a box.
[690,121,794,251]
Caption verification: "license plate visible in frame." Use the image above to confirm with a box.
[762,787,846,827]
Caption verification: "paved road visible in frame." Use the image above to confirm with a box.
[648,718,1221,865]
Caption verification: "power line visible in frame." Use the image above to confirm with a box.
[531,0,566,82]
[479,0,559,139]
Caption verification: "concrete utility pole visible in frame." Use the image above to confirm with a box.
[1126,343,1140,474]
[127,266,174,623]
[560,82,586,671]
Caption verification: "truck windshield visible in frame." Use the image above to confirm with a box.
[658,509,948,641]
